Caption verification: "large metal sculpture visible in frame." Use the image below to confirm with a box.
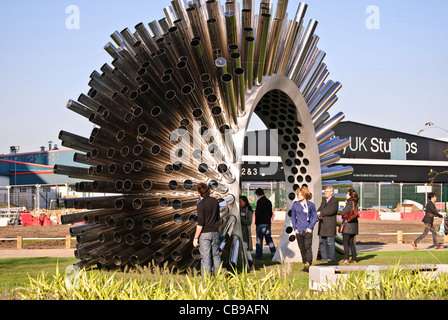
[56,0,353,271]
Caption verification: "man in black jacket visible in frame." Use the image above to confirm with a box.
[412,192,443,250]
[254,188,276,260]
[317,186,339,262]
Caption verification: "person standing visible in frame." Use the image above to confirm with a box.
[412,192,443,250]
[317,186,339,262]
[239,195,254,267]
[340,188,359,264]
[254,188,276,260]
[291,187,318,272]
[193,182,222,275]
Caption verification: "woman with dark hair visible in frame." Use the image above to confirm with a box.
[340,188,359,264]
[239,195,254,267]
[291,187,318,271]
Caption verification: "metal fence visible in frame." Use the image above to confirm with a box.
[1,181,446,216]
[0,183,93,216]
[338,182,447,212]
[242,181,447,212]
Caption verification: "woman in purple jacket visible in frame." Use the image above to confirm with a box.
[291,187,318,272]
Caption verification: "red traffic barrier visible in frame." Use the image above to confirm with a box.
[401,212,425,221]
[359,211,380,220]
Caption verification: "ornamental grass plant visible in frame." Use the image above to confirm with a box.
[13,262,448,300]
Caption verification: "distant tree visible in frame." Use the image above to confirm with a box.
[418,122,448,185]
[418,122,448,135]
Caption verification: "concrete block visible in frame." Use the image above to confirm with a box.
[309,266,346,291]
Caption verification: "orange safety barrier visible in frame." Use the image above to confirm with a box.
[401,212,425,221]
[20,213,33,226]
[359,211,380,220]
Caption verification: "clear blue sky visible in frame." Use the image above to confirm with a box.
[0,0,447,154]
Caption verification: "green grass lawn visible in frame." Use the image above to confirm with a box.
[1,250,447,297]
[0,257,78,293]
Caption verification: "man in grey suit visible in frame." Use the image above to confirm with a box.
[317,186,339,262]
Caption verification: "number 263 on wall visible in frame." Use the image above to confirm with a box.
[241,168,258,176]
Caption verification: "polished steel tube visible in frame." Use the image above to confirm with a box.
[314,112,331,130]
[219,124,237,163]
[158,18,170,34]
[229,235,241,268]
[243,36,255,92]
[206,3,228,59]
[221,73,237,125]
[309,81,342,117]
[217,163,236,183]
[149,20,164,38]
[58,130,92,153]
[233,67,245,114]
[225,11,238,49]
[67,99,93,119]
[241,9,253,29]
[311,95,338,126]
[190,38,214,77]
[322,179,353,189]
[192,108,212,129]
[319,139,350,159]
[54,164,91,180]
[225,2,240,47]
[315,111,345,140]
[316,128,334,149]
[208,179,229,193]
[320,154,341,168]
[321,166,354,180]
[264,0,289,75]
[253,13,271,85]
[207,142,225,163]
[186,5,213,64]
[295,34,320,84]
[198,162,222,181]
[211,105,227,130]
[299,51,326,94]
[135,22,158,53]
[277,3,307,74]
[219,215,236,250]
[287,19,318,83]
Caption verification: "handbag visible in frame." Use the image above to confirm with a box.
[346,202,359,223]
[338,220,346,233]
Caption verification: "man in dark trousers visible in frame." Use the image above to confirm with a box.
[412,192,443,250]
[254,188,276,260]
[193,182,222,275]
[317,186,339,262]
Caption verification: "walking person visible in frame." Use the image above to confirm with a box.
[412,192,443,250]
[291,187,318,272]
[317,186,339,262]
[193,182,222,275]
[239,195,254,267]
[254,188,276,260]
[340,188,359,264]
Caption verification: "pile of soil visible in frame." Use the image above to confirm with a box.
[0,225,72,249]
[0,219,444,250]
